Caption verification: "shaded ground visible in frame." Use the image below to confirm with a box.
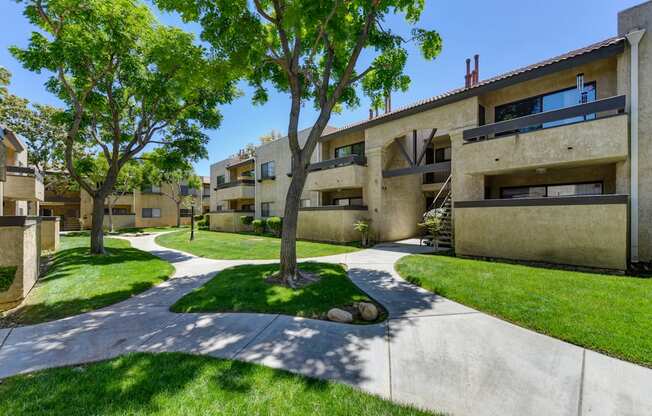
[396,253,652,367]
[155,230,360,260]
[0,235,173,327]
[171,262,385,323]
[0,352,436,416]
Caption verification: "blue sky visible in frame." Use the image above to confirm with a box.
[0,0,641,176]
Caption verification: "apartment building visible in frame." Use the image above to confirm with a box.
[0,126,44,216]
[40,177,205,231]
[207,2,651,271]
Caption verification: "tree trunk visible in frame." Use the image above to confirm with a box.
[90,193,106,254]
[279,167,308,286]
[108,199,114,233]
[176,201,181,228]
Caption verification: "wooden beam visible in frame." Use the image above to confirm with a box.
[412,130,417,164]
[394,137,414,166]
[382,161,451,178]
[415,128,437,166]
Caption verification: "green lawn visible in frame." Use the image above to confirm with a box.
[0,235,173,326]
[0,353,436,416]
[156,230,360,260]
[395,254,652,367]
[172,262,383,323]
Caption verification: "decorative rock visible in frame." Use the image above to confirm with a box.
[358,302,379,321]
[327,308,353,323]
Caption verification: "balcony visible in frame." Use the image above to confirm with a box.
[214,179,255,200]
[305,155,367,191]
[422,166,451,192]
[3,166,44,202]
[460,95,628,175]
[454,194,628,270]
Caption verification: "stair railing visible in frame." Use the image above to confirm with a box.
[428,174,452,212]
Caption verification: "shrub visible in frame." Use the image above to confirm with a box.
[267,216,282,236]
[252,218,266,234]
[353,219,371,247]
[240,215,254,226]
[196,214,208,230]
[418,208,445,246]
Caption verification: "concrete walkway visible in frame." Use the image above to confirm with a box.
[1,234,651,416]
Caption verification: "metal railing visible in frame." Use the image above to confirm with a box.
[214,179,255,190]
[463,95,626,142]
[6,165,43,183]
[307,154,366,172]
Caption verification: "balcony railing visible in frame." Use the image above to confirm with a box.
[214,179,255,190]
[423,168,452,185]
[6,165,43,182]
[307,154,366,172]
[463,95,626,142]
[299,205,368,211]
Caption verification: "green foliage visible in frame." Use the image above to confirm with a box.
[267,216,282,236]
[0,353,436,416]
[240,215,254,226]
[195,215,208,230]
[0,67,68,173]
[396,255,652,367]
[0,266,17,292]
[419,208,445,239]
[156,230,360,260]
[353,219,371,247]
[12,0,240,252]
[171,263,379,321]
[252,218,266,235]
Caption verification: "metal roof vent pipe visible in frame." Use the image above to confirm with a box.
[384,93,392,114]
[464,58,471,88]
[473,54,480,86]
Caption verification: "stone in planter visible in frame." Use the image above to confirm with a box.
[358,302,379,321]
[327,308,353,323]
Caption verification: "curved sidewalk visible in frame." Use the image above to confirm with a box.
[0,234,650,416]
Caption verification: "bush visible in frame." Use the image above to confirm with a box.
[196,214,208,230]
[240,215,254,226]
[353,219,371,247]
[267,216,282,236]
[252,218,266,234]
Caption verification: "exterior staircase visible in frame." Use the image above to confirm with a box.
[61,217,82,232]
[435,194,453,249]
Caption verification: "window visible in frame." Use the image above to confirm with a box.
[241,169,255,178]
[180,208,192,217]
[500,182,603,199]
[494,82,597,135]
[260,161,275,179]
[300,199,311,208]
[334,141,365,158]
[142,184,161,193]
[261,202,272,217]
[241,204,254,212]
[215,205,223,211]
[435,147,452,163]
[142,208,161,218]
[180,185,190,196]
[215,175,226,186]
[333,197,363,206]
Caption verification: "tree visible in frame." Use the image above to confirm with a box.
[13,0,238,254]
[0,67,68,174]
[142,149,201,228]
[157,0,442,286]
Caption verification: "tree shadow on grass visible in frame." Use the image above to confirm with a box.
[0,352,431,416]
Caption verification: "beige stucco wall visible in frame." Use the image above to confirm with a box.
[360,98,478,241]
[40,217,60,252]
[217,183,255,201]
[255,128,320,217]
[619,2,652,262]
[305,164,366,192]
[455,202,628,270]
[103,214,136,230]
[3,172,44,202]
[0,221,39,311]
[320,130,365,160]
[208,211,253,233]
[297,208,369,243]
[458,114,629,176]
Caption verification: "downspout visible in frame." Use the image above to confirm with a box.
[626,29,645,263]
